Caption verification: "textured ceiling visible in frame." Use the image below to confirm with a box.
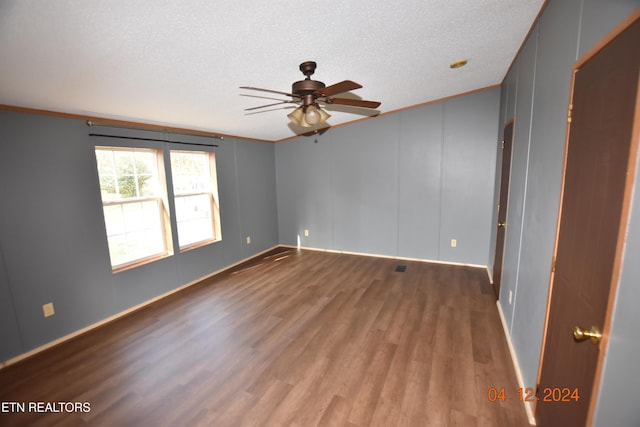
[0,0,545,141]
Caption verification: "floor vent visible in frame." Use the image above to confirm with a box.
[395,265,407,272]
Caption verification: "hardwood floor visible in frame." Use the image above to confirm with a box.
[0,248,530,426]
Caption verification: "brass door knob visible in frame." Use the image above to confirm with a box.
[573,326,602,344]
[498,221,506,228]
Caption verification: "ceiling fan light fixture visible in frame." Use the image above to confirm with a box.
[287,106,305,125]
[288,104,330,127]
[304,104,321,125]
[317,107,331,123]
[287,106,312,127]
[304,104,330,126]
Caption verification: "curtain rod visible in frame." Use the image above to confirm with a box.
[86,120,224,140]
[89,133,219,147]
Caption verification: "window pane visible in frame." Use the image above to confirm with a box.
[126,229,164,260]
[171,151,211,194]
[103,204,125,236]
[122,202,145,232]
[134,151,159,197]
[99,175,116,199]
[113,151,136,198]
[142,200,161,228]
[96,148,160,200]
[134,151,156,175]
[102,200,166,267]
[107,234,128,266]
[175,194,214,247]
[96,150,118,201]
[137,174,156,197]
[95,150,114,176]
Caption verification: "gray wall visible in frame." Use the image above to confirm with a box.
[276,88,501,267]
[0,110,279,362]
[494,1,640,425]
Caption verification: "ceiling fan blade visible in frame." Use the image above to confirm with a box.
[325,97,381,109]
[244,100,298,111]
[241,93,291,102]
[315,80,362,97]
[240,86,300,98]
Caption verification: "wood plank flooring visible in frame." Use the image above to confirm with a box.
[0,248,530,426]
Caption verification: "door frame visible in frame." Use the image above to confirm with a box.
[536,10,640,425]
[491,119,514,299]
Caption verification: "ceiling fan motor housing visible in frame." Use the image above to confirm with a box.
[292,79,325,94]
[292,61,325,104]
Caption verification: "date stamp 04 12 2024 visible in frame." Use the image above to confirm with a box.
[488,387,580,403]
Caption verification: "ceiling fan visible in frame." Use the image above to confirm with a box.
[240,61,381,128]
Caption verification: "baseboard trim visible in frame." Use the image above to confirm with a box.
[0,245,280,370]
[496,300,537,425]
[281,244,489,270]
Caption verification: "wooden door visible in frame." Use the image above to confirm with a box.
[536,15,640,426]
[492,121,514,298]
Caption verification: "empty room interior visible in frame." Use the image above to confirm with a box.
[1,1,639,426]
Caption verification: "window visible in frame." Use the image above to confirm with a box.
[170,150,221,250]
[95,147,172,270]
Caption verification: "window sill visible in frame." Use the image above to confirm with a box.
[179,238,222,253]
[111,252,173,274]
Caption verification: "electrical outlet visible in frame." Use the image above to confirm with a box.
[304,229,309,237]
[451,239,457,248]
[509,290,513,305]
[42,302,55,318]
[246,236,251,244]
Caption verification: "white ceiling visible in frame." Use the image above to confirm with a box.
[0,0,545,142]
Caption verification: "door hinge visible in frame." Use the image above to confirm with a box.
[551,257,557,273]
[567,104,573,123]
[501,140,505,149]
